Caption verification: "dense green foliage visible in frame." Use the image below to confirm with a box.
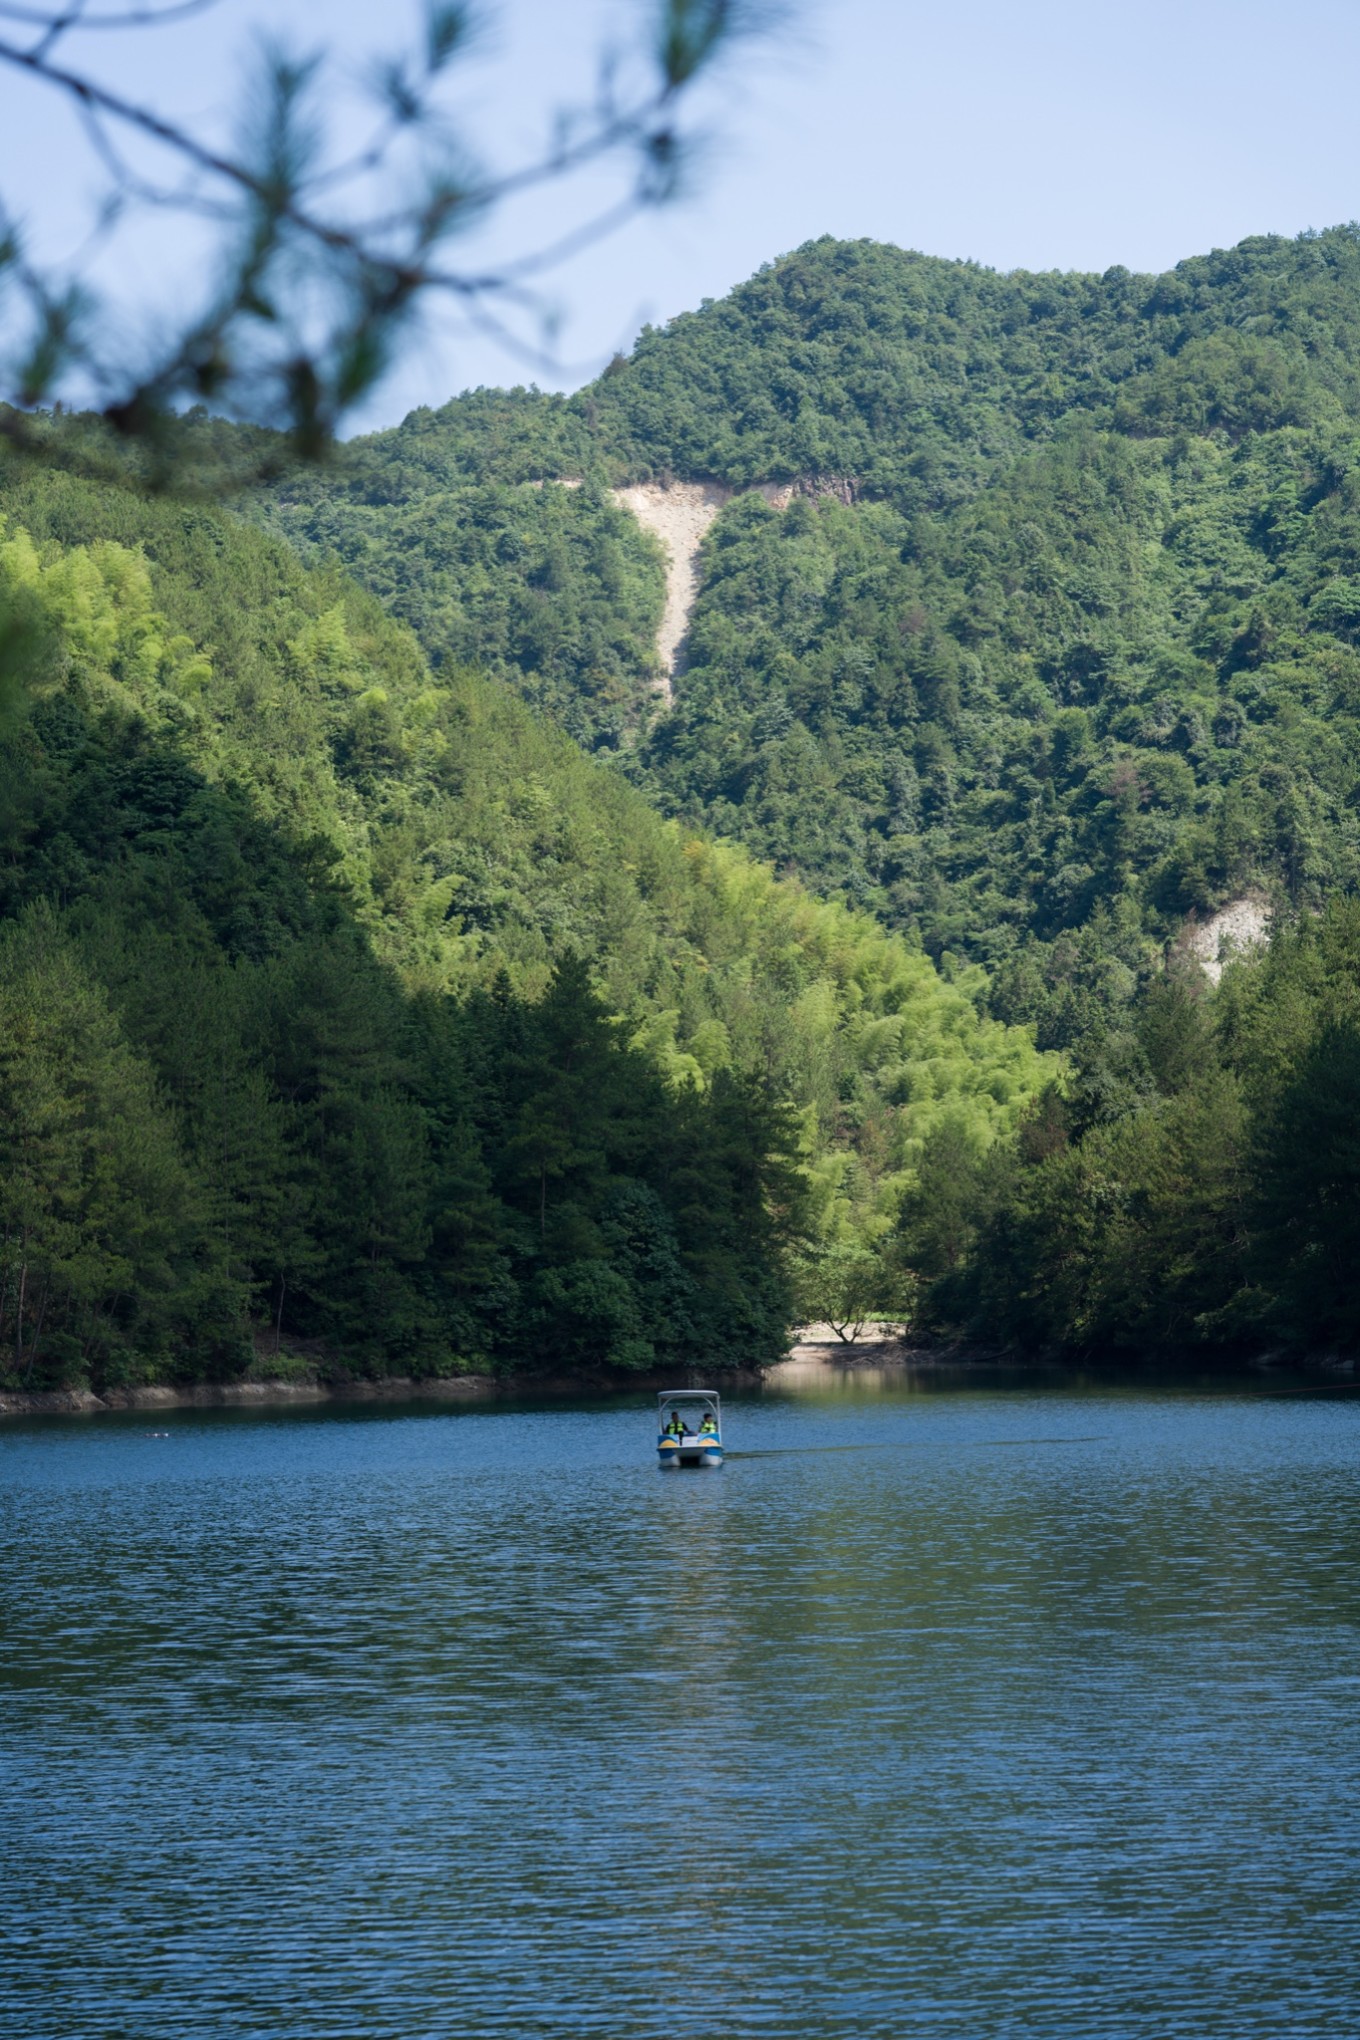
[0,462,1050,1386]
[0,541,800,1387]
[26,221,1360,1373]
[269,228,1360,1061]
[261,430,667,752]
[905,903,1360,1360]
[645,422,1360,1048]
[583,232,1360,500]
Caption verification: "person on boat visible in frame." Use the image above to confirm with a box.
[664,1411,689,1437]
[698,1412,719,1436]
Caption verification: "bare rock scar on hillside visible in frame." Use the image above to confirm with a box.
[609,480,785,698]
[535,474,860,700]
[1181,895,1271,983]
[608,476,862,700]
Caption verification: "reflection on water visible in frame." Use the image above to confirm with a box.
[4,1379,1360,2037]
[769,1356,915,1394]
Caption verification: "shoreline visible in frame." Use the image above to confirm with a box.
[1,1332,1353,1420]
[0,1363,775,1421]
[0,1334,968,1420]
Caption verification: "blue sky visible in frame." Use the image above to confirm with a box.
[5,0,1360,429]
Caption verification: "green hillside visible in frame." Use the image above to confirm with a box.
[581,231,1360,500]
[19,224,1360,1376]
[647,422,1360,1047]
[0,459,1050,1389]
[904,901,1360,1362]
[262,426,667,753]
[259,228,1360,1052]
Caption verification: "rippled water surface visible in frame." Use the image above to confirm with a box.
[5,1379,1360,2037]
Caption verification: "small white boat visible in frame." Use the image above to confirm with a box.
[656,1390,723,1469]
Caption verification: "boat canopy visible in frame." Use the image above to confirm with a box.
[657,1389,720,1423]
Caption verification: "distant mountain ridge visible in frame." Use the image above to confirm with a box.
[256,226,1360,1045]
[316,227,1360,501]
[582,230,1360,500]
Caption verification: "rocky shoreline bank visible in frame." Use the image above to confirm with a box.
[0,1364,777,1421]
[2,1328,1351,1420]
[0,1328,930,1420]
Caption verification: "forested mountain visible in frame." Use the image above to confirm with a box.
[13,225,1360,1384]
[260,227,1360,1054]
[231,225,1360,1364]
[0,459,1048,1391]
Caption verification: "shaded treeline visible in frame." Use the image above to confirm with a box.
[0,684,800,1388]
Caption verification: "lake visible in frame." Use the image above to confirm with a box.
[4,1373,1360,2037]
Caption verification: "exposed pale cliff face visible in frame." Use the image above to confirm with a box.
[534,475,861,697]
[611,481,733,695]
[609,478,806,696]
[1183,896,1271,983]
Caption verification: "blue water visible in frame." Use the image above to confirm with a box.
[4,1380,1360,2037]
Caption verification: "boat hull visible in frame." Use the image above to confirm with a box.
[657,1440,723,1469]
